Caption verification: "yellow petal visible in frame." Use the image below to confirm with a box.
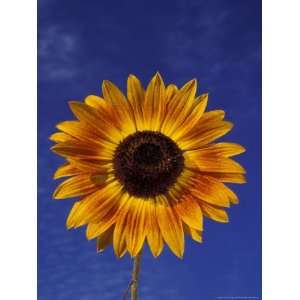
[113,194,132,257]
[57,120,115,149]
[53,174,100,199]
[165,84,178,102]
[161,79,197,136]
[51,140,112,161]
[90,173,109,185]
[125,198,148,257]
[224,187,239,205]
[102,80,136,134]
[205,173,246,184]
[188,142,246,157]
[179,121,233,150]
[156,196,184,258]
[189,174,232,207]
[201,203,229,223]
[68,158,112,174]
[146,200,164,258]
[143,72,166,130]
[118,240,127,258]
[49,132,75,143]
[84,96,122,131]
[66,201,81,227]
[102,80,127,105]
[183,223,202,243]
[186,151,246,174]
[127,74,145,130]
[195,110,225,123]
[68,181,122,230]
[69,101,123,143]
[65,180,121,228]
[53,163,81,179]
[171,93,208,141]
[84,95,106,110]
[86,216,116,240]
[176,109,225,143]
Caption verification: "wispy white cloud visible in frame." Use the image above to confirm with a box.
[38,26,79,81]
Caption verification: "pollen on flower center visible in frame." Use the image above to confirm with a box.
[113,131,184,198]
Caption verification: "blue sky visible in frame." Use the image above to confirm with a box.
[38,0,261,299]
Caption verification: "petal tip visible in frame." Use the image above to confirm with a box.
[68,100,80,109]
[240,145,247,154]
[102,79,113,89]
[101,80,110,93]
[189,78,197,88]
[128,73,138,80]
[151,72,164,84]
[52,190,60,199]
[154,71,162,78]
[49,133,57,142]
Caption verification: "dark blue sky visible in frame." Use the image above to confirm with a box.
[38,0,261,299]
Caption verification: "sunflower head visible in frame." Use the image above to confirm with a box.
[113,130,184,198]
[50,73,246,258]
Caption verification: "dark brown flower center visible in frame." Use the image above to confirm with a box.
[113,131,184,197]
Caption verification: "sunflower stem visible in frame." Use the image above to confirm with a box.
[131,251,142,300]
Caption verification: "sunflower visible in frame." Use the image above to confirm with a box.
[50,73,246,259]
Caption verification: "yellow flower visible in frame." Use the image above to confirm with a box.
[50,73,246,258]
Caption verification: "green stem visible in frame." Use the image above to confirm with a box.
[130,252,142,300]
